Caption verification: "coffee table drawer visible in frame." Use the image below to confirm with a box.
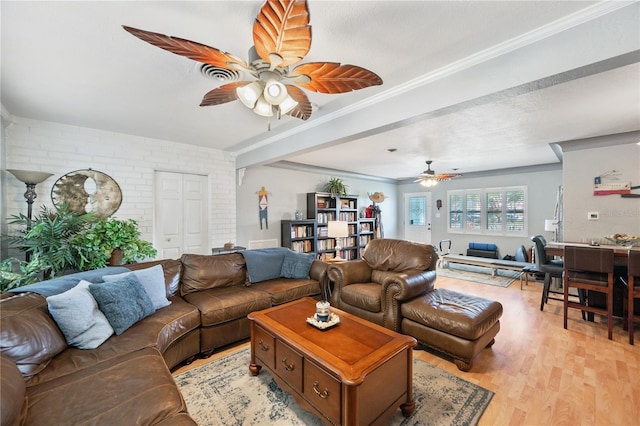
[254,325,275,370]
[303,359,341,424]
[275,340,303,391]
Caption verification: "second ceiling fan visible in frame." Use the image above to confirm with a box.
[123,0,383,121]
[414,161,462,187]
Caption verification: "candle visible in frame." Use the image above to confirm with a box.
[316,301,330,322]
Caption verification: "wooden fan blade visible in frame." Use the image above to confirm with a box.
[253,0,311,68]
[435,173,462,180]
[123,25,247,71]
[291,62,382,93]
[200,82,251,107]
[285,85,312,120]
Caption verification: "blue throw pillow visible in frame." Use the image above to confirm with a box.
[241,247,290,283]
[47,280,114,349]
[281,251,316,279]
[102,264,171,310]
[88,275,155,335]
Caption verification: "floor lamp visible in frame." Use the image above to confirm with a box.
[7,169,53,261]
[327,220,349,260]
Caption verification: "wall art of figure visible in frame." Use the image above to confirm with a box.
[257,186,270,229]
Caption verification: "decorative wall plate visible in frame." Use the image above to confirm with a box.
[51,168,122,218]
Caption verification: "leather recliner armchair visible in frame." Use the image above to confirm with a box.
[327,239,438,331]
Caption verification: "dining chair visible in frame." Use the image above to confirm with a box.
[563,246,615,340]
[531,235,564,311]
[624,250,640,345]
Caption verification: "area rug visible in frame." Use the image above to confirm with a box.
[175,347,494,426]
[437,263,520,287]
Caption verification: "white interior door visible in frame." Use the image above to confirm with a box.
[154,171,208,258]
[404,192,432,244]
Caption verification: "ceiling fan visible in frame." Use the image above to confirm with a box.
[414,161,462,187]
[123,0,382,123]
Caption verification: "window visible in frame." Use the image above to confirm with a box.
[448,186,527,235]
[408,196,426,226]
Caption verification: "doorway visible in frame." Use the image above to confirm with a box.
[403,192,432,244]
[154,171,209,258]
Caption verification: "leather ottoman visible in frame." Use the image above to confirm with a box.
[401,289,503,371]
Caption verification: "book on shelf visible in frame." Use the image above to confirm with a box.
[291,240,313,253]
[316,212,336,223]
[291,225,313,239]
[338,212,356,222]
[359,235,371,246]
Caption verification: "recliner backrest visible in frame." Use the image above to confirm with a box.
[362,239,437,272]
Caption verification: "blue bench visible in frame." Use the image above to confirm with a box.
[466,242,499,259]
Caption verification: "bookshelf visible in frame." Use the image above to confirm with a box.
[306,192,371,261]
[281,220,316,254]
[358,218,376,257]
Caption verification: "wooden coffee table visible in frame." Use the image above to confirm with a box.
[248,297,416,426]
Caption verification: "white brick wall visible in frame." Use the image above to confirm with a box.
[4,117,236,253]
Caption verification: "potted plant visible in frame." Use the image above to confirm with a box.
[73,217,157,269]
[6,203,95,278]
[0,256,48,293]
[324,177,348,198]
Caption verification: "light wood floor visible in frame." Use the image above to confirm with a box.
[174,276,640,425]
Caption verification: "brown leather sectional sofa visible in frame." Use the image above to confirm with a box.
[1,252,326,426]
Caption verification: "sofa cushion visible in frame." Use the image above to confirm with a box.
[89,276,155,335]
[341,283,382,312]
[242,247,290,283]
[24,347,190,426]
[180,253,246,295]
[46,280,114,349]
[468,242,498,251]
[252,277,321,305]
[103,264,171,310]
[1,354,27,426]
[183,286,272,326]
[281,250,315,279]
[0,293,67,379]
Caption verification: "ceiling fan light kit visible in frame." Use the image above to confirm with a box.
[236,82,263,108]
[420,178,439,188]
[123,0,382,125]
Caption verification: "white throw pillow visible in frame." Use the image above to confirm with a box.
[103,264,171,310]
[47,280,114,349]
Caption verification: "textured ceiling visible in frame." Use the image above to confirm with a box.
[2,1,639,181]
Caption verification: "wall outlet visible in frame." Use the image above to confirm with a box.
[588,211,599,220]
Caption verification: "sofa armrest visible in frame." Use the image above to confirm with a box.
[382,270,437,302]
[375,270,436,331]
[309,260,328,282]
[326,261,372,308]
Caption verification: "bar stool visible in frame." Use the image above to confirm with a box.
[563,246,615,340]
[531,235,563,310]
[624,250,640,345]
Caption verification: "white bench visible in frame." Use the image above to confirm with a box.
[440,254,536,287]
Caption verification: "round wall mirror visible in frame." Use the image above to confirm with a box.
[51,168,122,218]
